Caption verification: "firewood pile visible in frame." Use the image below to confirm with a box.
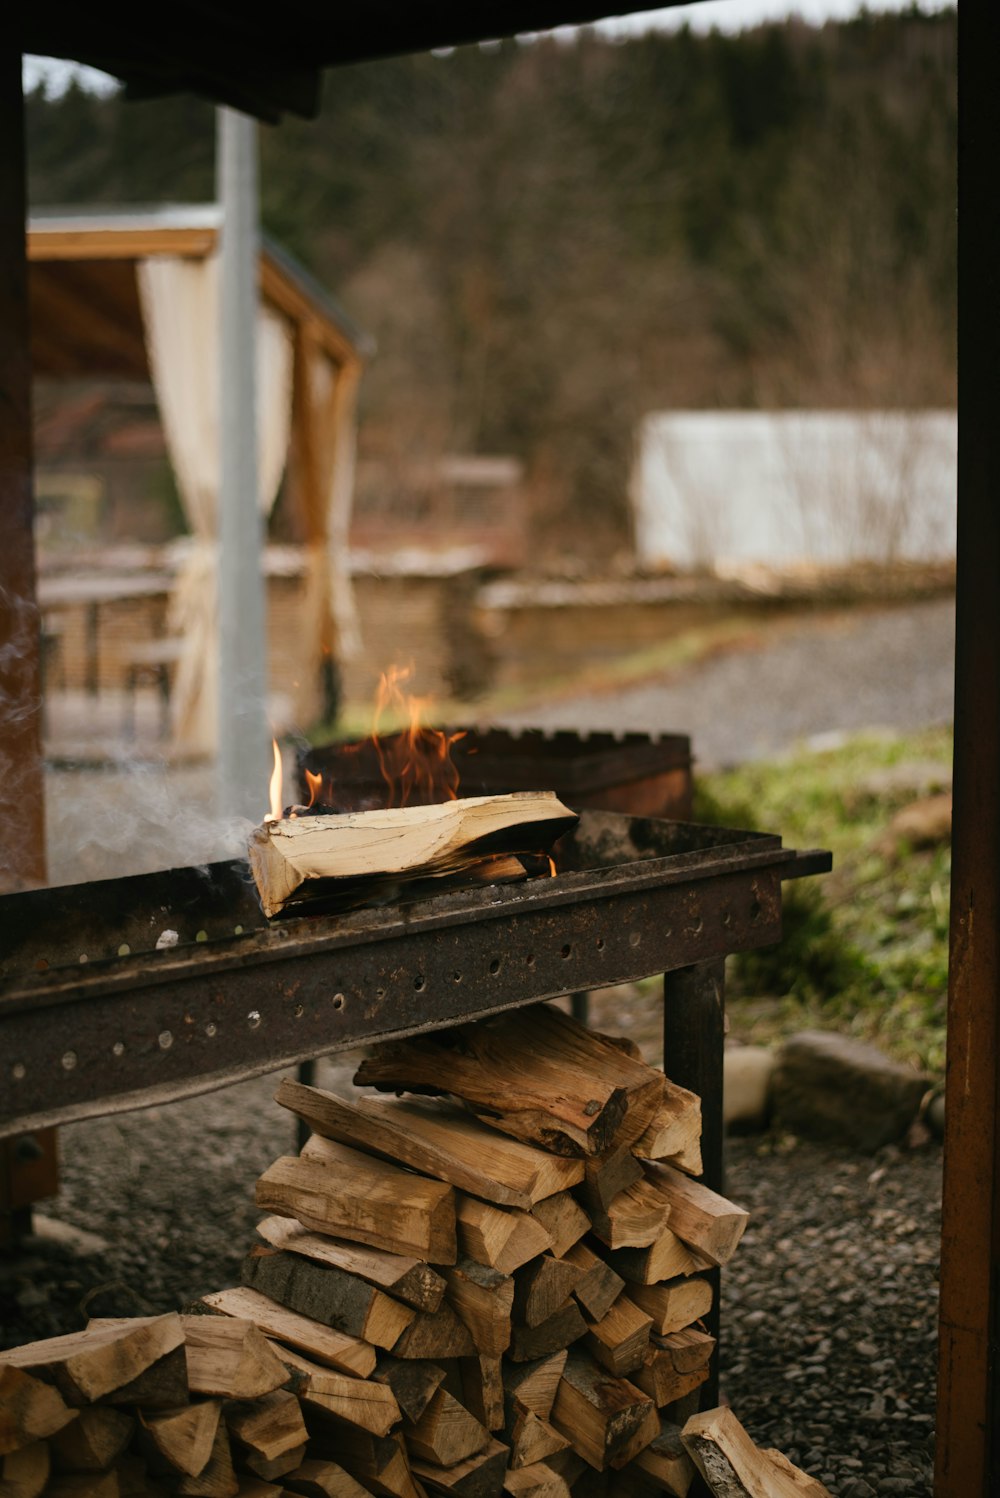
[0,1006,832,1498]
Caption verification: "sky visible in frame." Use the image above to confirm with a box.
[23,1,950,97]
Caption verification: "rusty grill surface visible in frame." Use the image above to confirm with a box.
[0,811,828,1140]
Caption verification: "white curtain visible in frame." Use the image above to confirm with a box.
[138,254,294,754]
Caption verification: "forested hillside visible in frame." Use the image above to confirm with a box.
[26,9,956,558]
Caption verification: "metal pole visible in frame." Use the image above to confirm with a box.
[216,107,270,821]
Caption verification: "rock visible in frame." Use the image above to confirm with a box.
[770,1031,929,1152]
[927,1091,945,1139]
[875,792,952,857]
[724,1045,775,1133]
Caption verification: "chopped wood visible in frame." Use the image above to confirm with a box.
[642,1164,748,1268]
[181,1316,290,1400]
[681,1408,834,1498]
[512,1256,583,1330]
[241,1246,415,1351]
[355,1006,661,1158]
[445,1260,513,1356]
[456,1198,553,1276]
[759,1449,837,1497]
[236,1482,285,1498]
[660,1327,716,1375]
[202,1287,377,1377]
[502,1352,567,1423]
[259,1145,456,1264]
[459,1357,504,1432]
[561,1242,624,1324]
[409,1438,509,1498]
[588,1178,673,1250]
[258,1216,446,1313]
[283,1457,374,1497]
[502,1463,571,1498]
[550,1350,655,1473]
[299,1370,401,1437]
[390,1301,476,1361]
[0,1364,76,1453]
[629,1420,696,1497]
[174,1416,238,1497]
[249,792,577,917]
[578,1146,642,1215]
[541,1449,586,1490]
[582,1294,653,1378]
[507,1404,570,1469]
[631,1080,703,1177]
[228,1388,309,1467]
[323,1428,423,1498]
[49,1405,134,1473]
[246,1442,309,1482]
[114,1450,169,1498]
[626,1276,713,1335]
[528,1195,590,1259]
[507,1302,587,1364]
[632,1344,710,1410]
[404,1387,490,1467]
[279,1085,580,1211]
[45,1476,119,1498]
[0,1441,49,1498]
[138,1400,221,1478]
[374,1356,447,1424]
[0,1314,184,1406]
[601,1229,708,1286]
[102,1345,190,1410]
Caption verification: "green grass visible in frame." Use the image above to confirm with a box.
[695,726,953,1075]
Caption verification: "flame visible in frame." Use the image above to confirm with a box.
[371,666,465,808]
[547,855,557,877]
[304,769,323,809]
[266,739,283,822]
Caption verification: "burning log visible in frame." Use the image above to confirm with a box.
[248,792,577,918]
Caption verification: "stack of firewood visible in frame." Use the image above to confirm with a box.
[0,1005,831,1497]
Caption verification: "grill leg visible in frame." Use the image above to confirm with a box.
[663,958,726,1410]
[296,1058,317,1151]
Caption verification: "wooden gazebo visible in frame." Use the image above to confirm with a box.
[28,205,371,750]
[2,7,994,1494]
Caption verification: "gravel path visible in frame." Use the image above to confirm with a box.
[501,597,956,768]
[5,597,950,1496]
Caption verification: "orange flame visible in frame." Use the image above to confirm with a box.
[266,739,284,822]
[372,666,465,808]
[304,769,323,809]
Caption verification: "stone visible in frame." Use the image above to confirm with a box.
[724,1045,775,1133]
[875,792,952,857]
[927,1091,945,1139]
[770,1031,929,1152]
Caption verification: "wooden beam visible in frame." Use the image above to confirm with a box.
[936,9,1000,1495]
[260,251,360,366]
[0,49,46,894]
[27,225,218,262]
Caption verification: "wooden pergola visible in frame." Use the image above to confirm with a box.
[2,8,993,1494]
[28,206,370,746]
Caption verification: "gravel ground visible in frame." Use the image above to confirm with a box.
[501,596,956,769]
[5,597,950,1496]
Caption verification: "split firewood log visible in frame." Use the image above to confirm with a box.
[0,1440,50,1498]
[507,1302,587,1364]
[511,1256,583,1330]
[528,1194,590,1259]
[258,1144,456,1263]
[444,1260,514,1357]
[257,1216,446,1313]
[276,1085,581,1210]
[0,1314,185,1406]
[202,1286,377,1377]
[581,1293,653,1378]
[180,1316,290,1400]
[137,1400,221,1479]
[641,1163,749,1268]
[550,1350,656,1473]
[0,1364,77,1452]
[561,1241,624,1324]
[354,1006,663,1158]
[456,1198,553,1276]
[680,1407,834,1497]
[626,1276,713,1335]
[631,1081,703,1177]
[409,1437,509,1498]
[241,1247,414,1351]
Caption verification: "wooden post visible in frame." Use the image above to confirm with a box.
[662,959,724,1409]
[936,8,1000,1493]
[0,46,46,893]
[216,105,270,821]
